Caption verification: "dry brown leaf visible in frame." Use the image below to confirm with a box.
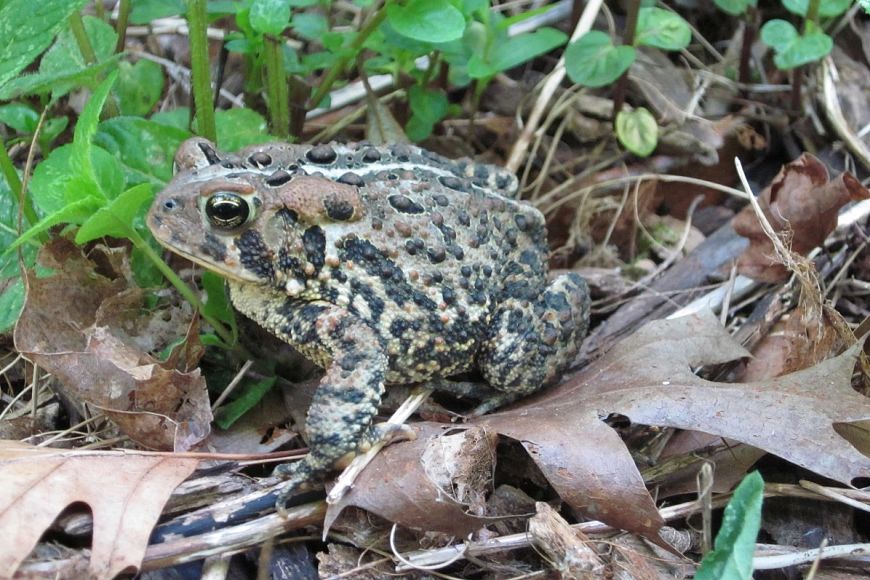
[13,239,211,451]
[334,311,869,546]
[0,441,198,577]
[732,154,870,282]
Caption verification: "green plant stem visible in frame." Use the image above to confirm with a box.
[308,8,388,109]
[805,0,821,31]
[128,227,236,346]
[187,0,217,141]
[0,141,39,229]
[612,0,641,117]
[737,7,756,91]
[69,12,120,118]
[114,0,132,54]
[263,35,290,138]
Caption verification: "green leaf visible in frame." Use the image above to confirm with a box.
[38,15,118,99]
[0,57,120,101]
[249,0,292,36]
[214,108,272,151]
[616,107,658,157]
[291,12,328,41]
[761,20,833,69]
[116,60,165,116]
[130,0,186,24]
[635,7,691,51]
[0,0,89,90]
[0,103,39,134]
[150,108,191,130]
[0,277,24,333]
[73,71,120,195]
[468,28,567,79]
[696,472,764,580]
[565,31,636,88]
[214,376,277,429]
[782,0,851,18]
[202,271,235,328]
[27,145,121,214]
[406,86,449,140]
[6,197,103,253]
[387,0,466,43]
[713,0,756,16]
[95,116,190,187]
[760,19,798,52]
[75,183,153,244]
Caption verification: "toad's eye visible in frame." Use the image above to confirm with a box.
[205,192,251,229]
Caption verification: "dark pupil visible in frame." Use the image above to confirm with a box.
[206,193,249,228]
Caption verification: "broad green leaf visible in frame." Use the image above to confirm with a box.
[774,32,833,69]
[468,28,567,79]
[760,19,798,52]
[6,197,103,253]
[214,376,277,429]
[202,271,235,328]
[0,57,120,101]
[291,12,328,41]
[565,31,636,88]
[130,0,186,24]
[214,108,272,151]
[39,15,117,98]
[28,143,123,216]
[151,108,191,130]
[761,20,833,69]
[0,277,24,332]
[95,117,190,187]
[0,180,36,331]
[0,103,38,133]
[696,472,764,580]
[713,0,756,16]
[387,0,466,43]
[406,86,449,141]
[76,183,153,243]
[635,7,691,51]
[249,0,292,36]
[0,0,89,89]
[616,107,658,157]
[782,0,850,18]
[117,60,165,116]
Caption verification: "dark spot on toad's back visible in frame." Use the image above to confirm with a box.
[388,194,424,214]
[307,145,337,164]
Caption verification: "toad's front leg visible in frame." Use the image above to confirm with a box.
[272,303,388,512]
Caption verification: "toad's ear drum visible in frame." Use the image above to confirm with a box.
[275,176,365,224]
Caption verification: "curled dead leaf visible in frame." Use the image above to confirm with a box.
[13,240,211,451]
[732,154,870,282]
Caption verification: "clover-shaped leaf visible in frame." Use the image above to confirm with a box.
[714,0,757,16]
[616,107,658,157]
[761,19,833,70]
[782,0,850,18]
[635,7,691,51]
[565,30,635,88]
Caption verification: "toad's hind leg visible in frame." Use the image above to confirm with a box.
[475,273,590,415]
[270,303,388,511]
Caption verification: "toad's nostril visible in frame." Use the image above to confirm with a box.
[163,199,178,210]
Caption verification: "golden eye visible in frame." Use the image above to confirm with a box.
[205,192,250,229]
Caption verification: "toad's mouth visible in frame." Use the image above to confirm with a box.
[151,234,262,284]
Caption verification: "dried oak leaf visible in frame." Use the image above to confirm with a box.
[732,153,870,282]
[0,441,197,577]
[13,239,211,451]
[335,311,869,545]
